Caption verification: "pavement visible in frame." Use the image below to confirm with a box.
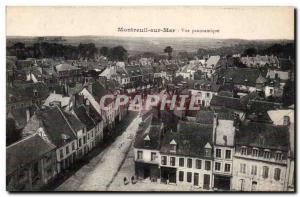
[56,114,142,191]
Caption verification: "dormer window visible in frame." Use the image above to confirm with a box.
[204,142,212,157]
[170,139,177,153]
[61,134,70,142]
[241,146,247,155]
[263,149,271,159]
[207,84,211,90]
[33,89,38,97]
[144,134,150,147]
[275,151,283,161]
[252,148,259,157]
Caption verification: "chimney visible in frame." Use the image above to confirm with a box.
[176,122,181,132]
[283,116,290,126]
[223,135,228,146]
[26,108,30,122]
[213,113,218,143]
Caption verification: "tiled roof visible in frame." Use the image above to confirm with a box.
[160,121,213,158]
[236,122,289,151]
[220,68,263,87]
[73,105,96,131]
[55,63,79,72]
[7,82,50,104]
[210,95,247,111]
[7,134,56,175]
[206,56,220,67]
[35,106,77,147]
[246,100,282,123]
[190,80,220,92]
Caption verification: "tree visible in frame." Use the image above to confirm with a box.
[6,118,21,146]
[164,46,173,60]
[242,47,258,57]
[282,80,295,106]
[78,43,97,60]
[109,46,127,61]
[100,46,109,57]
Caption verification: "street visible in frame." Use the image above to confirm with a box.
[55,112,141,191]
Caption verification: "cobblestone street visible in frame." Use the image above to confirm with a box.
[55,112,141,191]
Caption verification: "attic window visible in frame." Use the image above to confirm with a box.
[241,146,247,155]
[144,135,150,147]
[263,149,271,159]
[252,148,259,157]
[170,139,177,153]
[275,151,283,161]
[204,142,212,157]
[61,134,70,142]
[33,89,38,97]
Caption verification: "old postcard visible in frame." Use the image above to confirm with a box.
[6,6,295,192]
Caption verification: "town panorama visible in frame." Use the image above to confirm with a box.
[6,35,295,192]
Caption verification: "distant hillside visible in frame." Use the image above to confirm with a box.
[7,36,293,55]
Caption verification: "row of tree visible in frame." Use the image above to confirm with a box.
[7,42,129,61]
[242,43,295,58]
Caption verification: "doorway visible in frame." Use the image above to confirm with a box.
[203,174,210,189]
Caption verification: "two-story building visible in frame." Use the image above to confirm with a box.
[22,106,78,174]
[189,80,220,107]
[231,121,290,191]
[212,113,236,190]
[6,134,57,191]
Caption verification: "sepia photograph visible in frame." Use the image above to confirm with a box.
[5,6,295,192]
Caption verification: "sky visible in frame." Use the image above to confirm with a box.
[6,6,294,40]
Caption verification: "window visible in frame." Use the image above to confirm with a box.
[151,152,156,161]
[72,142,75,151]
[251,165,257,175]
[274,168,281,181]
[187,172,192,182]
[179,171,184,182]
[225,150,231,159]
[263,150,271,159]
[187,158,192,168]
[270,89,273,94]
[179,158,184,167]
[196,159,202,169]
[252,148,259,157]
[66,146,69,154]
[83,136,87,144]
[161,156,167,165]
[251,181,257,191]
[79,139,82,147]
[240,163,246,174]
[225,164,231,172]
[215,162,221,171]
[216,149,221,158]
[241,147,247,155]
[87,133,90,140]
[205,148,211,157]
[205,161,211,170]
[206,93,210,98]
[262,166,269,178]
[137,151,143,160]
[59,149,63,159]
[170,157,176,166]
[275,152,283,161]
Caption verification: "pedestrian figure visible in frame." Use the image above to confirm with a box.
[131,176,137,184]
[124,177,129,185]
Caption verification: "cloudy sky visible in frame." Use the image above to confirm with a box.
[6,6,294,40]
